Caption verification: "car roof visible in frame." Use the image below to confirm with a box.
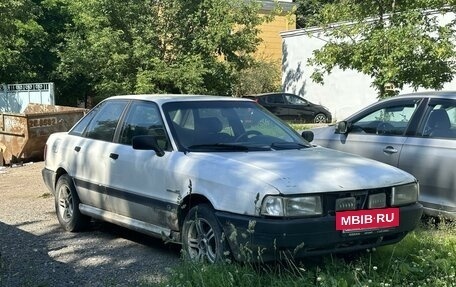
[343,90,456,121]
[245,92,298,98]
[395,91,456,100]
[106,94,252,105]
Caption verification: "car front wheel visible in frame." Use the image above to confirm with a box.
[55,174,90,232]
[182,204,229,263]
[314,113,328,123]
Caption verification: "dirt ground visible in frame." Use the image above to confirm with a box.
[0,162,180,287]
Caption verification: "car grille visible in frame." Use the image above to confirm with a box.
[324,187,391,215]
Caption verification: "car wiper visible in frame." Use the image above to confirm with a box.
[187,143,250,152]
[270,142,310,150]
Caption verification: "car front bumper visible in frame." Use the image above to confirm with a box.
[215,203,423,262]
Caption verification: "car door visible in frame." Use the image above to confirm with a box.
[70,100,129,212]
[263,94,289,118]
[106,100,179,229]
[318,98,423,167]
[284,94,313,121]
[398,98,456,215]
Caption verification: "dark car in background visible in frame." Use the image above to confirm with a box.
[243,93,332,123]
[307,91,456,219]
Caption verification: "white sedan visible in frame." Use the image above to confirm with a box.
[42,95,422,263]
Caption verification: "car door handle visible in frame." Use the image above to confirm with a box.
[74,146,81,152]
[109,153,119,160]
[383,146,398,154]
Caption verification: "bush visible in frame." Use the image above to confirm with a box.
[232,60,282,97]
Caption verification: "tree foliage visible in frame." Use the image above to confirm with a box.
[231,60,281,97]
[305,0,456,98]
[56,0,264,104]
[295,0,334,28]
[0,0,49,82]
[0,0,271,105]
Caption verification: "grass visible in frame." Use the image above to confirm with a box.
[150,220,456,287]
[287,122,317,131]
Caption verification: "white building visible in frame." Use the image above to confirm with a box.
[281,12,456,121]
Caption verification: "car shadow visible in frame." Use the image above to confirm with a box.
[0,221,78,286]
[0,219,180,286]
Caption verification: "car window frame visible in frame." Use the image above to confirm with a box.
[68,103,104,137]
[284,94,308,106]
[416,97,456,139]
[82,99,130,142]
[346,97,425,137]
[117,100,172,150]
[265,94,285,105]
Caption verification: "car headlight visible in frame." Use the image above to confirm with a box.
[391,182,419,206]
[261,196,322,217]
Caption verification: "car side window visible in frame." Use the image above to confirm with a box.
[351,100,420,135]
[85,101,128,142]
[266,95,285,104]
[69,104,102,136]
[119,101,170,150]
[421,100,456,139]
[285,95,307,105]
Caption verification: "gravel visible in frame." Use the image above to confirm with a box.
[0,162,180,287]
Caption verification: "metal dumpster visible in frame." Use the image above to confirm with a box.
[0,103,86,165]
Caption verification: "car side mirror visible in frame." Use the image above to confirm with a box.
[335,121,348,134]
[301,130,314,142]
[132,135,165,157]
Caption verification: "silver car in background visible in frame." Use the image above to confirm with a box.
[308,91,456,219]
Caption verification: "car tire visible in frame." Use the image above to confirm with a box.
[55,174,90,232]
[314,113,328,123]
[182,204,230,263]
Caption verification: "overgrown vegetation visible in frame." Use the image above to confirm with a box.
[150,220,456,287]
[231,60,282,97]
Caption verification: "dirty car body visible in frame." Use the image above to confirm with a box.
[42,95,422,262]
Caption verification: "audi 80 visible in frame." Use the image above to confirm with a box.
[42,95,422,262]
[307,91,456,219]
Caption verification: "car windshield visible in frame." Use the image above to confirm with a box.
[163,100,310,152]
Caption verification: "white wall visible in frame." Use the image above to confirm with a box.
[281,12,456,121]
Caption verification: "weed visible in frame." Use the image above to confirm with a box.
[39,192,52,199]
[152,224,456,287]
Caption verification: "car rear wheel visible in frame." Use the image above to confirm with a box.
[55,174,90,232]
[314,113,328,123]
[182,204,229,263]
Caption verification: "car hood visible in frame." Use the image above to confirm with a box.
[188,147,415,195]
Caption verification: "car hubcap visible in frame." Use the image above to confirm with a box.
[314,114,327,123]
[58,185,73,222]
[186,218,217,263]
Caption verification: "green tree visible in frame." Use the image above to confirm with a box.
[295,0,334,28]
[0,0,48,82]
[306,0,456,98]
[57,0,264,105]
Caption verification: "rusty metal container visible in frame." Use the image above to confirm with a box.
[0,103,86,165]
